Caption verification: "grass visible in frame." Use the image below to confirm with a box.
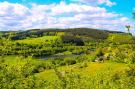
[0,56,129,79]
[16,36,60,45]
[36,62,128,81]
[107,34,134,44]
[0,56,133,89]
[0,56,42,66]
[0,56,22,65]
[1,56,128,80]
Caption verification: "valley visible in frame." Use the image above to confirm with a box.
[0,28,135,89]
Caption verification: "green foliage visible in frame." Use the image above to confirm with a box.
[107,34,134,44]
[0,29,135,89]
[16,36,60,45]
[48,64,135,89]
[124,52,135,64]
[63,51,72,55]
[0,56,135,89]
[64,57,76,65]
[0,57,46,89]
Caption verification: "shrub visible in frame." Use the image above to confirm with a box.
[64,57,76,65]
[124,65,135,76]
[89,55,96,62]
[124,52,135,64]
[59,61,66,66]
[63,51,72,55]
[76,55,89,62]
[78,62,88,68]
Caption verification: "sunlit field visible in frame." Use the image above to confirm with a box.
[0,0,135,88]
[0,28,135,89]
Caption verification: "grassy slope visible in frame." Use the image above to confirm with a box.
[16,36,60,45]
[2,56,128,82]
[36,62,128,81]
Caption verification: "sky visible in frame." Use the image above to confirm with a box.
[0,0,135,34]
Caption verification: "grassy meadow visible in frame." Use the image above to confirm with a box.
[0,28,135,89]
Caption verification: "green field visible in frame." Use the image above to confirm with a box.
[1,56,134,89]
[36,62,127,80]
[16,36,60,45]
[0,28,135,89]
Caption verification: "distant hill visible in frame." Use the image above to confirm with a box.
[0,28,126,40]
[103,30,126,34]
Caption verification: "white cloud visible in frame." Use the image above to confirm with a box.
[0,1,134,34]
[51,1,106,15]
[71,0,116,7]
[98,0,116,7]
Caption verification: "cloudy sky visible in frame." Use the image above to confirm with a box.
[0,0,135,34]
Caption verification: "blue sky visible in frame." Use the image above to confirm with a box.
[0,0,134,34]
[105,0,135,18]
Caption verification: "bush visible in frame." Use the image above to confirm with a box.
[89,55,96,62]
[59,61,66,66]
[0,58,46,89]
[64,57,76,65]
[63,51,72,55]
[124,65,135,76]
[124,52,135,64]
[76,55,89,62]
[78,62,88,68]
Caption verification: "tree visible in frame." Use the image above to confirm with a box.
[125,25,131,35]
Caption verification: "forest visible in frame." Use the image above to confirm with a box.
[0,27,135,89]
